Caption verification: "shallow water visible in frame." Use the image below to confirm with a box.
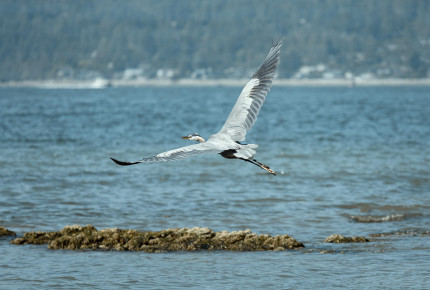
[1,86,429,289]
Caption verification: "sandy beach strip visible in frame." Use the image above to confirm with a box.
[1,78,430,89]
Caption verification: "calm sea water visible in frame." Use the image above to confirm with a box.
[1,86,429,289]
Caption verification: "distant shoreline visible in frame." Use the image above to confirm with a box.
[1,78,430,89]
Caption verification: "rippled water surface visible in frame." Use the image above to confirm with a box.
[1,86,429,289]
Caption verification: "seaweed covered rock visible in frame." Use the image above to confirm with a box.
[11,225,304,252]
[211,229,303,251]
[324,234,369,243]
[11,228,61,245]
[0,226,16,237]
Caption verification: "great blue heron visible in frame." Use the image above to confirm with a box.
[111,40,282,175]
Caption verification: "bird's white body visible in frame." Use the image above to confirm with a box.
[206,134,258,160]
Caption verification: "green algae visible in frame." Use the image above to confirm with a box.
[10,225,304,252]
[324,234,369,243]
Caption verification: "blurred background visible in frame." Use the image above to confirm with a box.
[1,0,430,82]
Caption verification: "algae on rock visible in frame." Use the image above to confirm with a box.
[324,234,369,243]
[0,226,16,237]
[11,225,304,252]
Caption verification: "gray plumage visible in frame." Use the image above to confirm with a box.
[111,40,282,175]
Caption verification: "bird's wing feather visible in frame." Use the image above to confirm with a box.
[111,142,221,166]
[217,40,282,141]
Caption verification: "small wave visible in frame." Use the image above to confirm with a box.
[243,198,291,203]
[338,203,425,212]
[275,152,309,159]
[370,229,430,237]
[349,214,405,223]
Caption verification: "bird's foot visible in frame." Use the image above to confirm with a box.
[261,164,276,175]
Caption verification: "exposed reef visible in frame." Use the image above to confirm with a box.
[0,226,16,237]
[11,225,304,252]
[324,234,369,243]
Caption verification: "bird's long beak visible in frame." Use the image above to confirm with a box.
[181,136,190,139]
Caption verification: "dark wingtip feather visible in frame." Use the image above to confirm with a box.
[110,157,140,166]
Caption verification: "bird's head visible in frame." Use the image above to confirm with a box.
[181,133,205,143]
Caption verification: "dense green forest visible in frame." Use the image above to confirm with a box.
[1,0,429,81]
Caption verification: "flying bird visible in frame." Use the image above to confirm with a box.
[111,40,282,175]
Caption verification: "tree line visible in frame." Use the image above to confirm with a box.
[0,0,429,81]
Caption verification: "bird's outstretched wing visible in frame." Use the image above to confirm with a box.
[217,40,282,142]
[111,143,220,166]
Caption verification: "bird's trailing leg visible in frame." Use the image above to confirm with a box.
[245,159,276,175]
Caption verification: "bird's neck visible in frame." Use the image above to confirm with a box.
[196,136,206,143]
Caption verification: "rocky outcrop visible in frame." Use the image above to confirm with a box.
[324,234,369,243]
[0,226,16,237]
[11,225,304,252]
